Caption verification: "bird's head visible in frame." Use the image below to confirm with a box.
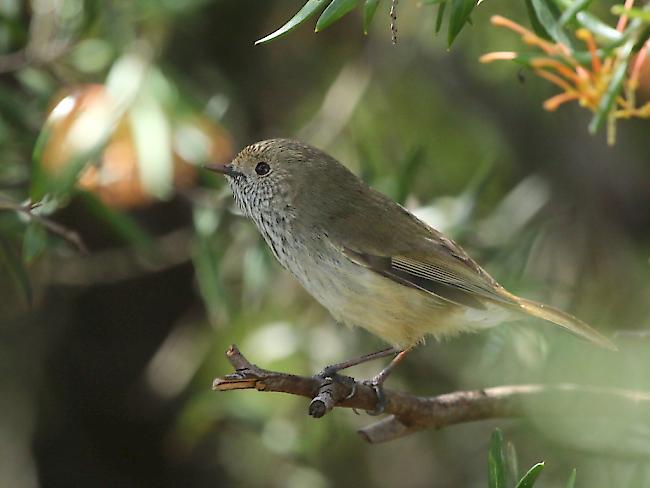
[206,138,354,221]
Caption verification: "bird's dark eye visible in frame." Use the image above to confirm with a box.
[255,162,271,176]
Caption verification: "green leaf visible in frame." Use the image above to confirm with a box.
[192,205,230,320]
[316,0,359,31]
[529,0,573,46]
[488,429,507,488]
[506,441,520,487]
[566,468,577,488]
[256,0,329,44]
[29,124,52,201]
[447,0,476,46]
[435,1,447,33]
[588,38,634,134]
[524,0,552,39]
[128,82,173,200]
[515,462,545,488]
[576,12,624,43]
[363,0,380,34]
[396,146,426,203]
[0,237,32,305]
[559,0,593,26]
[611,5,650,22]
[552,0,623,43]
[22,221,47,262]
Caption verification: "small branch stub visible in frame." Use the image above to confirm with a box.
[309,374,357,418]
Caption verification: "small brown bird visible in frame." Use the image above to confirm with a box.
[207,139,616,411]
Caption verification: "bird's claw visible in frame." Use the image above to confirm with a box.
[343,380,357,400]
[313,371,357,399]
[315,365,339,379]
[362,379,387,416]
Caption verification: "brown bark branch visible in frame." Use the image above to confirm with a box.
[213,345,650,443]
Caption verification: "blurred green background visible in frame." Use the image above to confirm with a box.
[1,1,650,487]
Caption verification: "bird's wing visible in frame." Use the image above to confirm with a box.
[340,246,516,310]
[321,184,516,309]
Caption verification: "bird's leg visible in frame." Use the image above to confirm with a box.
[316,347,399,378]
[314,346,411,412]
[363,347,413,416]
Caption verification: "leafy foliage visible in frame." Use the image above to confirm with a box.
[257,0,479,47]
[482,2,650,144]
[258,0,650,143]
[488,429,575,488]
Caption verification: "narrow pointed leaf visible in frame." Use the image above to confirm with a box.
[576,12,623,42]
[524,0,552,39]
[448,0,476,46]
[30,124,52,201]
[128,89,173,200]
[530,0,573,46]
[559,0,593,26]
[611,5,650,22]
[588,39,634,134]
[396,147,426,203]
[435,1,447,33]
[506,441,520,487]
[0,238,32,305]
[566,468,577,488]
[515,462,545,488]
[363,0,380,34]
[488,429,507,488]
[317,0,359,31]
[23,221,47,262]
[256,0,328,44]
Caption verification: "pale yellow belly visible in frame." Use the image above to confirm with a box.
[302,260,513,348]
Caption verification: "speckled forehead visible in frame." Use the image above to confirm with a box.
[238,140,279,161]
[248,139,279,152]
[238,139,305,165]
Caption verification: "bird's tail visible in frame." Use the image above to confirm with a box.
[502,291,618,351]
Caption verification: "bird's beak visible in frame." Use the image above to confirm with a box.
[204,163,241,177]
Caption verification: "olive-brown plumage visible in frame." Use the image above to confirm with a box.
[208,138,616,351]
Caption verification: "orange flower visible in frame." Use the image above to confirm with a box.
[480,10,650,144]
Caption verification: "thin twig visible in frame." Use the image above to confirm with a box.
[0,0,71,75]
[213,345,650,443]
[390,0,398,45]
[33,226,193,285]
[0,38,69,74]
[0,50,28,74]
[0,199,87,253]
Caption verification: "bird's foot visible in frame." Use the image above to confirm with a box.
[314,366,388,415]
[315,364,340,380]
[362,377,387,416]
